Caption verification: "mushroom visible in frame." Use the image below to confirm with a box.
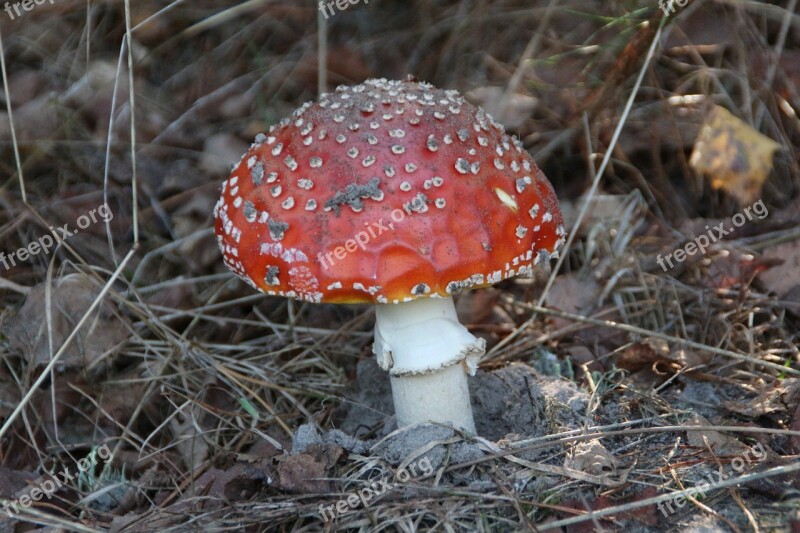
[214,78,565,433]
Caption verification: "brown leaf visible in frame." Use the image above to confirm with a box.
[759,238,800,297]
[684,414,752,455]
[275,444,344,493]
[560,486,660,532]
[545,274,600,328]
[563,440,618,476]
[690,106,781,204]
[193,463,269,502]
[616,339,677,374]
[3,273,129,370]
[723,379,800,419]
[170,405,210,470]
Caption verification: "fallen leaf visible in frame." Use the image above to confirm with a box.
[723,378,800,419]
[3,273,129,370]
[684,414,750,455]
[616,339,677,374]
[759,238,800,297]
[563,440,618,476]
[559,486,660,532]
[275,444,344,493]
[689,105,781,204]
[545,274,600,329]
[170,407,210,470]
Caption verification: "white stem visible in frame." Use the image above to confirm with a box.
[373,297,484,432]
[389,365,476,433]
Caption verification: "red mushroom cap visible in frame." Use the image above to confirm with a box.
[214,78,565,304]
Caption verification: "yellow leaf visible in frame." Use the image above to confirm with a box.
[689,105,781,204]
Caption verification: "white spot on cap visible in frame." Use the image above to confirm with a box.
[306,199,317,211]
[427,136,438,152]
[400,182,411,191]
[412,283,431,295]
[272,143,283,156]
[516,176,532,193]
[243,201,256,222]
[516,225,527,238]
[310,156,322,168]
[435,198,446,208]
[455,158,470,174]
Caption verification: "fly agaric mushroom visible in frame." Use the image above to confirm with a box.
[214,78,565,433]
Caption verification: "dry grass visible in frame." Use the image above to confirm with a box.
[1,0,799,531]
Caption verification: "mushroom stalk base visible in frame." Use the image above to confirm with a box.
[373,297,484,433]
[389,365,476,433]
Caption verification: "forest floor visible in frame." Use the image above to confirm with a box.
[1,1,799,531]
